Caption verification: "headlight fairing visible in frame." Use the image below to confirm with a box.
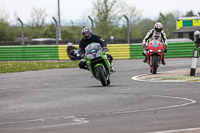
[149,49,154,53]
[96,50,103,57]
[86,54,95,59]
[157,49,162,53]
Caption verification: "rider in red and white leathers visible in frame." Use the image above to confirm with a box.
[142,22,168,65]
[194,30,200,48]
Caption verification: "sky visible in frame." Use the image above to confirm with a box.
[0,0,200,24]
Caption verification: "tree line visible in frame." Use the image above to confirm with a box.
[0,0,199,42]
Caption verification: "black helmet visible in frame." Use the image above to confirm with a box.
[81,27,92,39]
[154,22,163,33]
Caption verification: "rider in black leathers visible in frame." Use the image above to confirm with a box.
[78,27,114,71]
[67,42,80,60]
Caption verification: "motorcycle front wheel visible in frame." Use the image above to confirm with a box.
[96,65,107,86]
[152,55,158,74]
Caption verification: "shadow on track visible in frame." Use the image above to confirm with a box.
[85,84,124,88]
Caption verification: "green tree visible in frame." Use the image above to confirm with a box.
[185,10,197,17]
[43,24,56,38]
[92,0,123,39]
[132,19,156,39]
[0,21,9,41]
[157,13,176,38]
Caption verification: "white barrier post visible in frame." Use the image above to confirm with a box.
[190,49,199,76]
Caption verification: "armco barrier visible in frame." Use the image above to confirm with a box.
[0,45,58,61]
[0,42,196,61]
[130,42,196,59]
[58,44,130,60]
[58,45,74,60]
[107,44,130,59]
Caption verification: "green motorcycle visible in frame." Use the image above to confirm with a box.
[85,43,111,86]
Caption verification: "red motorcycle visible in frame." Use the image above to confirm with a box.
[147,40,163,74]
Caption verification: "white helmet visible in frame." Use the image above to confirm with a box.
[67,42,73,47]
[154,22,163,33]
[194,31,200,38]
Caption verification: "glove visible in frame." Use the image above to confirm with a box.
[164,48,167,53]
[143,44,147,48]
[103,47,109,52]
[80,53,85,58]
[80,58,86,62]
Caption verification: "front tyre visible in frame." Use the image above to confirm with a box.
[96,65,107,86]
[152,55,158,74]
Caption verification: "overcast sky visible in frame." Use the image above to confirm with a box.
[0,0,200,24]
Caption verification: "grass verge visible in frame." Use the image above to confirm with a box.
[0,61,78,73]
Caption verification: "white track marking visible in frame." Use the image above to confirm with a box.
[132,68,192,82]
[0,116,68,125]
[21,117,89,130]
[0,95,196,130]
[0,88,8,90]
[0,116,89,126]
[147,127,200,133]
[132,73,185,82]
[90,95,196,116]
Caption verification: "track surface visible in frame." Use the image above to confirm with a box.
[0,58,200,133]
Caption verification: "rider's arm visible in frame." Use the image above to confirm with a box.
[142,30,154,47]
[161,31,168,48]
[68,50,75,58]
[195,38,200,48]
[79,40,85,58]
[96,36,107,49]
[72,46,78,50]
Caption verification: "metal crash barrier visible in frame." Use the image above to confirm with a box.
[0,42,197,61]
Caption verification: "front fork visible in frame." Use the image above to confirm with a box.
[149,54,161,66]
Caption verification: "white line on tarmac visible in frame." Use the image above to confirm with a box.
[0,116,74,125]
[21,117,89,130]
[0,88,8,90]
[94,95,196,116]
[131,68,190,82]
[0,95,196,130]
[0,116,89,130]
[147,127,200,133]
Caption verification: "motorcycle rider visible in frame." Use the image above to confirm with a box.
[67,42,81,60]
[194,30,200,48]
[142,22,168,65]
[78,27,114,72]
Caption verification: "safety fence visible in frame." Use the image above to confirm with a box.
[0,42,196,61]
[0,45,58,61]
[130,42,196,59]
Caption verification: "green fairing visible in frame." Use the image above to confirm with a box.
[85,51,110,81]
[101,52,110,77]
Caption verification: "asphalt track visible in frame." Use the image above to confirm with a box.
[0,58,200,133]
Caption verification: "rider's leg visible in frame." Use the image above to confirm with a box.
[107,54,115,72]
[143,49,148,63]
[161,50,166,65]
[107,54,113,64]
[78,59,88,70]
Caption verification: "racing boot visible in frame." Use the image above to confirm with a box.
[110,66,115,73]
[143,56,147,63]
[161,57,166,65]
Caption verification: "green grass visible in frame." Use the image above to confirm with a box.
[0,61,78,73]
